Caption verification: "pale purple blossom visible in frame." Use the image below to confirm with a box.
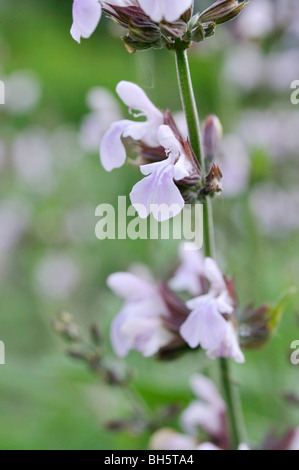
[197,442,250,451]
[181,374,226,439]
[207,322,245,363]
[0,139,7,172]
[79,87,122,152]
[34,253,80,300]
[108,270,175,357]
[180,258,245,363]
[71,0,102,43]
[169,243,205,296]
[4,71,42,115]
[250,185,299,235]
[288,428,299,451]
[218,135,250,198]
[11,129,55,194]
[150,429,197,451]
[130,125,192,222]
[100,81,163,172]
[196,443,222,451]
[235,0,274,39]
[138,0,193,23]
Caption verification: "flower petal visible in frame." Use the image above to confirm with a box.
[71,0,102,43]
[110,309,133,357]
[180,300,228,350]
[100,119,131,171]
[190,374,226,412]
[204,257,227,294]
[207,322,245,363]
[181,401,223,438]
[130,161,185,222]
[139,0,193,23]
[107,272,155,299]
[197,443,221,451]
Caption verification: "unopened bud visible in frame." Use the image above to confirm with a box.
[239,288,296,350]
[199,0,249,26]
[203,115,223,166]
[52,312,81,342]
[203,163,223,197]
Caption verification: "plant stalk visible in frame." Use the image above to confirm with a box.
[175,45,246,450]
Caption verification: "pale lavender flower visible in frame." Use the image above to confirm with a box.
[5,71,42,115]
[181,374,226,439]
[235,0,274,39]
[79,87,122,152]
[0,200,30,254]
[11,129,55,194]
[138,0,193,23]
[218,135,250,198]
[100,81,164,172]
[108,270,175,357]
[197,442,250,451]
[250,185,299,235]
[71,0,102,43]
[196,443,222,451]
[0,139,7,172]
[150,429,197,451]
[130,125,192,222]
[180,258,245,363]
[34,253,80,300]
[169,243,205,296]
[288,428,299,451]
[207,322,245,363]
[223,44,264,92]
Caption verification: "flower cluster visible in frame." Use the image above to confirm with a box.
[108,242,291,363]
[108,244,245,363]
[99,80,225,221]
[150,374,299,451]
[70,0,249,51]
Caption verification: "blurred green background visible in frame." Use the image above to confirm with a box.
[0,0,298,450]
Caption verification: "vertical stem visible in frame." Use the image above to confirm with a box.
[219,358,246,449]
[175,47,203,168]
[175,45,246,450]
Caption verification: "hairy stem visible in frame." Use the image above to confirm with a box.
[175,45,246,450]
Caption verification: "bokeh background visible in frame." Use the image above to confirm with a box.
[0,0,299,450]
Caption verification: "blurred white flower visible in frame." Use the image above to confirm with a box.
[65,203,96,243]
[0,139,7,172]
[79,87,122,153]
[288,428,299,451]
[235,0,274,39]
[150,429,197,451]
[34,253,80,300]
[238,110,299,160]
[11,129,55,194]
[4,70,42,114]
[0,200,30,254]
[51,126,84,167]
[218,135,250,198]
[250,185,299,235]
[169,243,205,296]
[223,44,264,92]
[266,49,299,91]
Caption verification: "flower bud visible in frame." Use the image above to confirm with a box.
[239,288,296,350]
[199,0,249,26]
[203,115,223,166]
[52,311,81,342]
[199,163,223,198]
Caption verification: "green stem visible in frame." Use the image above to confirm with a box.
[175,47,203,168]
[175,45,246,450]
[219,359,246,449]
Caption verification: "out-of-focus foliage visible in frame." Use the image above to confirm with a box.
[0,0,298,450]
